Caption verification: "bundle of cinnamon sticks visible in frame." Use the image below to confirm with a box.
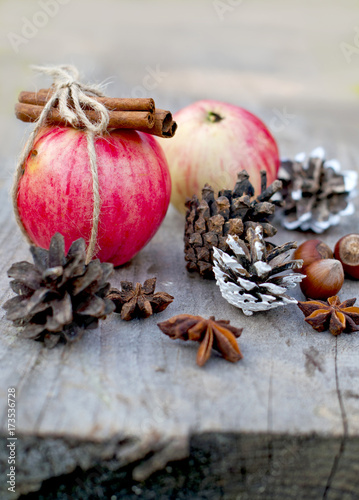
[15,89,177,138]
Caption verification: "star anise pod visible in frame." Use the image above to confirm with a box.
[297,295,359,336]
[107,278,173,321]
[157,314,243,366]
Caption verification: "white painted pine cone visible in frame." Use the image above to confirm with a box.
[213,229,304,316]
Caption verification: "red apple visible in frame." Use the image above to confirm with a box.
[16,126,171,266]
[159,100,280,212]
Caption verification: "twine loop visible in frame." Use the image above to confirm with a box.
[12,65,108,263]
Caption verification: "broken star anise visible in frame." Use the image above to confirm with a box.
[107,278,173,321]
[297,295,359,336]
[157,314,243,366]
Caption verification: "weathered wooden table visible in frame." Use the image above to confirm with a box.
[0,1,359,498]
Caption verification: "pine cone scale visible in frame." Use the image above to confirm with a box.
[6,288,51,321]
[30,246,49,271]
[10,280,34,296]
[48,233,66,268]
[189,233,202,247]
[63,243,86,280]
[98,263,115,285]
[45,314,64,333]
[51,293,73,326]
[76,295,107,317]
[8,261,42,290]
[70,260,103,296]
[22,323,46,339]
[3,295,27,312]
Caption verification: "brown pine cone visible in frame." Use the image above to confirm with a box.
[3,233,115,347]
[184,169,282,279]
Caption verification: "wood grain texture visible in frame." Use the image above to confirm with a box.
[2,433,359,499]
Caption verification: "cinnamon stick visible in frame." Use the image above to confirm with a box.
[15,91,177,137]
[137,109,177,138]
[15,102,155,130]
[18,89,155,113]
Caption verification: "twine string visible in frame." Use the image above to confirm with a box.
[12,64,109,263]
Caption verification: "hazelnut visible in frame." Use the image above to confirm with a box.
[300,258,344,299]
[334,233,359,280]
[293,239,333,272]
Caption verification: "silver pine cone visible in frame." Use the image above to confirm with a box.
[213,225,304,316]
[279,147,357,233]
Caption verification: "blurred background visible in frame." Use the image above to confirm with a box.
[0,0,358,184]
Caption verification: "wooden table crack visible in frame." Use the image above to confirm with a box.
[322,338,350,499]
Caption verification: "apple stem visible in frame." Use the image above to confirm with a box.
[207,111,223,123]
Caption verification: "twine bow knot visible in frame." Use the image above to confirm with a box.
[33,65,109,135]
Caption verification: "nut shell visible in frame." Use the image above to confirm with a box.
[300,259,344,299]
[334,233,359,280]
[293,239,333,272]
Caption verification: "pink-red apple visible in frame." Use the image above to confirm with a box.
[158,100,280,212]
[16,126,171,266]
